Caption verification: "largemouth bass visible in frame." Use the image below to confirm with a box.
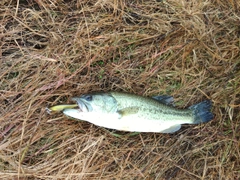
[50,92,213,133]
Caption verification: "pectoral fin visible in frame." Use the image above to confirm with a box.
[117,107,139,117]
[160,124,181,133]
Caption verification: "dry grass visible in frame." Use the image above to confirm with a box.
[1,0,240,179]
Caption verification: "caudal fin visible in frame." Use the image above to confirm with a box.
[189,100,213,124]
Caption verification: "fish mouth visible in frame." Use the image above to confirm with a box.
[72,98,92,112]
[77,101,87,112]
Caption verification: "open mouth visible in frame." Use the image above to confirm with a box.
[47,97,92,114]
[72,98,91,112]
[77,102,84,112]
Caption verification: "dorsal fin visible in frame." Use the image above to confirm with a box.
[152,95,175,106]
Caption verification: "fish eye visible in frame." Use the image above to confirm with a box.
[84,95,92,101]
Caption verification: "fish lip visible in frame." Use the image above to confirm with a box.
[78,101,86,112]
[71,97,91,112]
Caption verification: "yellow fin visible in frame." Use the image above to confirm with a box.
[48,104,78,112]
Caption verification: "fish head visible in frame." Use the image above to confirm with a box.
[71,93,118,113]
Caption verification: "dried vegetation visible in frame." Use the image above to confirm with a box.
[1,0,240,179]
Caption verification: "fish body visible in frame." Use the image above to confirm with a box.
[60,92,213,133]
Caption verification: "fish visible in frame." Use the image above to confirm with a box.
[49,92,213,133]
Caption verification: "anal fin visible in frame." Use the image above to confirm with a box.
[160,124,181,133]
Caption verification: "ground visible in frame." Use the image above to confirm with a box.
[1,0,240,179]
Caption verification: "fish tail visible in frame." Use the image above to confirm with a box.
[189,100,214,124]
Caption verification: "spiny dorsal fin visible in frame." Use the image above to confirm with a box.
[152,95,175,106]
